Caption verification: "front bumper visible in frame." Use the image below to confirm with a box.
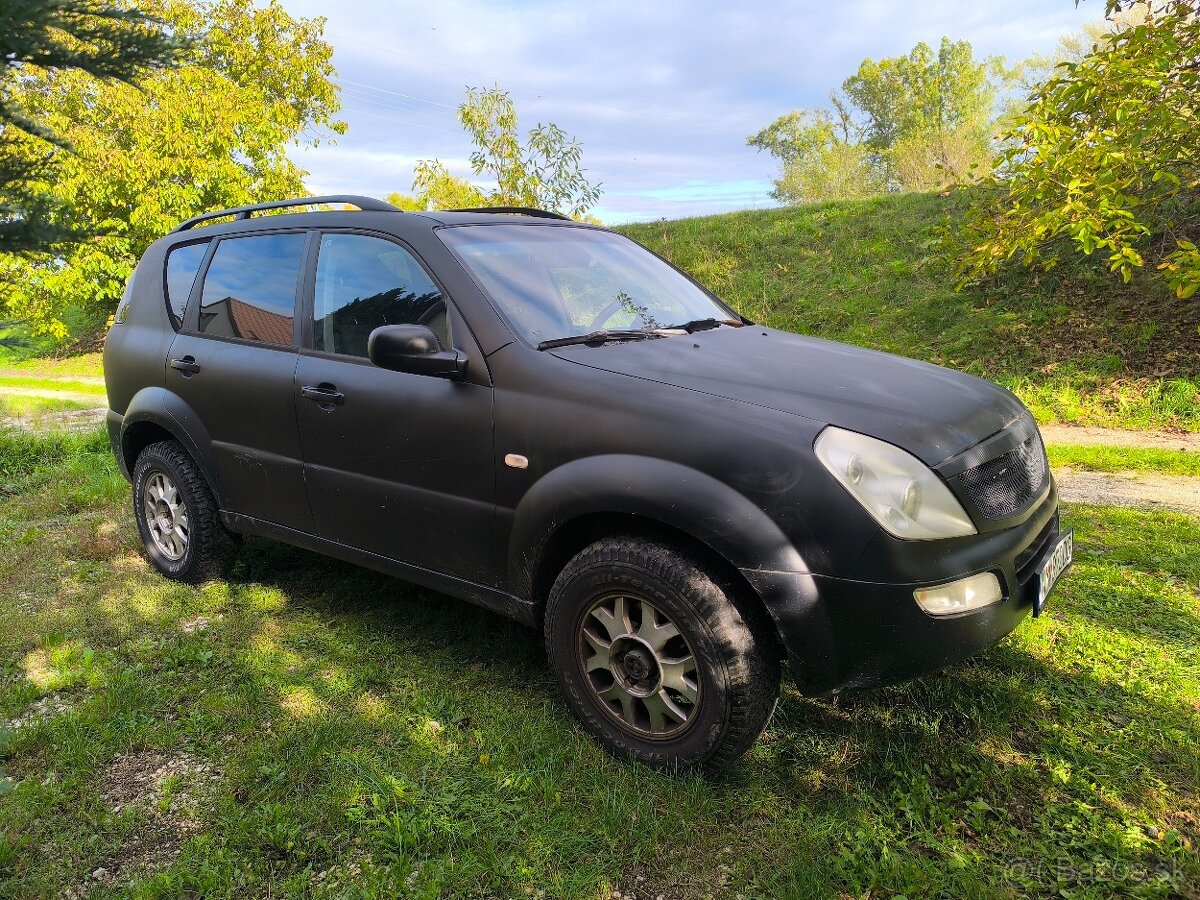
[743,482,1063,696]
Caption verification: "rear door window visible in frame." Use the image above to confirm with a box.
[197,233,307,346]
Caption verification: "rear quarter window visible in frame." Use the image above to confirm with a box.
[164,241,210,329]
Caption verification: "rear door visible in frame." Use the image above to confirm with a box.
[293,230,497,584]
[166,230,314,532]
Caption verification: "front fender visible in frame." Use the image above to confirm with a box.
[508,454,809,593]
[508,455,834,681]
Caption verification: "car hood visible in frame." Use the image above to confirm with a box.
[549,325,1027,466]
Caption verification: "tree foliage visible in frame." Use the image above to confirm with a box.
[747,110,881,203]
[749,38,1003,204]
[0,0,343,339]
[954,0,1200,299]
[405,86,601,219]
[0,0,181,256]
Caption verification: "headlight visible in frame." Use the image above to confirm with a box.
[814,426,976,540]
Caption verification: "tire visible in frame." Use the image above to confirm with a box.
[544,536,780,772]
[132,440,237,583]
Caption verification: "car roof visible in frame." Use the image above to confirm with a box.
[164,196,597,240]
[157,208,597,248]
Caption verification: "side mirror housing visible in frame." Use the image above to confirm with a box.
[367,325,466,379]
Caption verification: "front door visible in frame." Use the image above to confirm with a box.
[167,230,313,532]
[294,232,496,584]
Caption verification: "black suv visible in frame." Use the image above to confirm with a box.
[104,195,1073,770]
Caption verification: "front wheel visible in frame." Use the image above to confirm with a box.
[544,537,780,771]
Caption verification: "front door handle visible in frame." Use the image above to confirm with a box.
[300,384,345,406]
[170,356,201,375]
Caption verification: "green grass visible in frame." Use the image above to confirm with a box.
[0,376,106,395]
[1047,444,1200,477]
[0,395,100,421]
[617,193,1200,431]
[1,432,1197,898]
[0,350,104,380]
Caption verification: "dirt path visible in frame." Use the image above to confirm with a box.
[1040,424,1200,452]
[1055,469,1200,515]
[0,385,106,431]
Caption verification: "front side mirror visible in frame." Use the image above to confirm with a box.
[367,324,466,378]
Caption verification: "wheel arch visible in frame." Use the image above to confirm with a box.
[120,387,223,504]
[510,455,812,650]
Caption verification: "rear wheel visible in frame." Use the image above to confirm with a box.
[133,441,237,583]
[544,536,780,771]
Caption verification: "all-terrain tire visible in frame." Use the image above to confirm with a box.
[544,536,780,772]
[132,440,237,583]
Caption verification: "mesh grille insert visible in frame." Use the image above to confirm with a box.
[950,430,1048,520]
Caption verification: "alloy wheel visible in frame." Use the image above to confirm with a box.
[143,470,189,561]
[577,593,701,738]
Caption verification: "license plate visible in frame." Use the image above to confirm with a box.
[1035,529,1073,615]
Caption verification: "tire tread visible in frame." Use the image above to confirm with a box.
[545,535,780,772]
[133,440,236,583]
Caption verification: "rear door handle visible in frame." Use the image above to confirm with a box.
[300,384,345,406]
[170,356,201,375]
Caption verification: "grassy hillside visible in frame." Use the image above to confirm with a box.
[617,192,1200,431]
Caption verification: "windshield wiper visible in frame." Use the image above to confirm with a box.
[663,317,741,333]
[537,329,656,351]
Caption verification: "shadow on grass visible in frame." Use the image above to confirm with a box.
[2,507,1197,898]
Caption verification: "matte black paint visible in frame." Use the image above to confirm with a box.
[367,324,467,378]
[105,204,1065,696]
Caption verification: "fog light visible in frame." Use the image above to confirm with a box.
[914,572,1003,616]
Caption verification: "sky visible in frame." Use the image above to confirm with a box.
[282,0,1100,225]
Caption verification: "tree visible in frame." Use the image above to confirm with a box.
[0,0,344,339]
[0,0,180,256]
[747,110,881,203]
[953,0,1200,299]
[405,86,601,219]
[749,38,1004,203]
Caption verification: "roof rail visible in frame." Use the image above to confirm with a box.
[172,195,399,233]
[447,206,572,221]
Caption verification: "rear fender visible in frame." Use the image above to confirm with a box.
[119,386,223,503]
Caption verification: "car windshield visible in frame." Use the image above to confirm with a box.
[439,224,737,346]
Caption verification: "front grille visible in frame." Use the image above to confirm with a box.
[950,429,1048,520]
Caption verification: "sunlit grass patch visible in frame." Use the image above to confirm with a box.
[20,640,98,692]
[1047,442,1200,477]
[0,375,105,395]
[0,350,103,380]
[1012,373,1200,432]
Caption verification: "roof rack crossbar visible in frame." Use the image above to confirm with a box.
[447,206,572,221]
[172,195,399,233]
